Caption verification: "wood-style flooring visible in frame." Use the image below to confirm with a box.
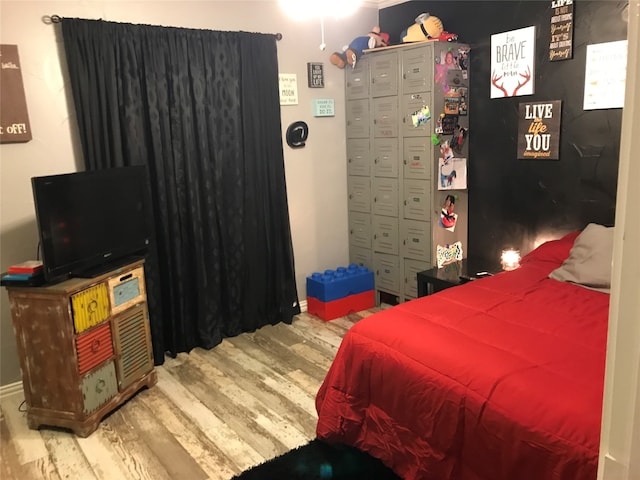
[0,308,383,480]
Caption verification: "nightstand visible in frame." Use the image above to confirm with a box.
[417,259,499,297]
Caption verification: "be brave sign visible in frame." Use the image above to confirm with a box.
[490,26,536,98]
[1,45,32,143]
[518,100,562,160]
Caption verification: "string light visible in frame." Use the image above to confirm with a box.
[501,248,521,271]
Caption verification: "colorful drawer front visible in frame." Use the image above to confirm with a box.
[71,283,110,333]
[76,322,114,375]
[108,266,146,315]
[81,361,118,415]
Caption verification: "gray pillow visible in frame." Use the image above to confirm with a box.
[549,223,614,293]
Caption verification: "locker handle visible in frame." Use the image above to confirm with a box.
[403,73,407,79]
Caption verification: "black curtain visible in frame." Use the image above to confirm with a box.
[60,19,300,363]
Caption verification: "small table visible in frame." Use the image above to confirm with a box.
[417,258,499,297]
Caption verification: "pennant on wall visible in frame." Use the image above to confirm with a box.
[0,45,32,143]
[517,100,562,160]
[490,26,536,98]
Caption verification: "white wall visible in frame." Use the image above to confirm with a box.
[0,0,378,385]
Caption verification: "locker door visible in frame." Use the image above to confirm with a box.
[401,92,432,137]
[373,253,400,294]
[401,46,433,94]
[372,96,398,138]
[373,138,399,178]
[346,61,369,99]
[346,99,370,138]
[404,178,431,221]
[401,219,431,261]
[347,176,371,213]
[372,215,399,255]
[347,138,371,176]
[370,52,398,97]
[403,137,432,179]
[349,211,372,249]
[372,178,399,217]
[404,258,430,299]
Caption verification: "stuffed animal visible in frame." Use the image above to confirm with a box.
[401,13,444,42]
[330,26,389,69]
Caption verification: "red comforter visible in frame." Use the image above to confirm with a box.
[316,234,608,480]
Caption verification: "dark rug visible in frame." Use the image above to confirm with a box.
[232,439,401,479]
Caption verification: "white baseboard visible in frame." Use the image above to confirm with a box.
[0,381,23,399]
[299,299,307,312]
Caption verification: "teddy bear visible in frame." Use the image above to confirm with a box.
[330,26,389,69]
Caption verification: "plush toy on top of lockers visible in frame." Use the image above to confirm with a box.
[401,13,458,43]
[329,26,390,69]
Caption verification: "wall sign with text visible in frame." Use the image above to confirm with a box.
[518,100,562,160]
[0,44,32,143]
[549,0,574,61]
[490,26,536,98]
[307,63,324,88]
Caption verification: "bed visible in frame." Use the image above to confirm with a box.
[316,226,612,480]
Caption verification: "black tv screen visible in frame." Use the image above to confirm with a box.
[32,166,152,283]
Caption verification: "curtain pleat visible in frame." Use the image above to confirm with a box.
[61,19,300,362]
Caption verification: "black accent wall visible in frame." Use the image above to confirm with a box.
[380,1,627,263]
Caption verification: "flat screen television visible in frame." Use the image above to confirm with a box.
[31,166,152,283]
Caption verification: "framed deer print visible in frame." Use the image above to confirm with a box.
[490,26,536,98]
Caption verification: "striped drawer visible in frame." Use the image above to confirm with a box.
[113,305,154,390]
[71,283,110,333]
[81,361,118,415]
[76,322,114,375]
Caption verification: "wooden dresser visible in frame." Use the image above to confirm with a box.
[5,259,156,437]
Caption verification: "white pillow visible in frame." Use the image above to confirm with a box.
[549,223,613,292]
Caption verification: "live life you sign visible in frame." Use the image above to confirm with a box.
[517,100,562,160]
[0,45,32,143]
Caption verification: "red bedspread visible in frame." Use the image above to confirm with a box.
[316,235,608,480]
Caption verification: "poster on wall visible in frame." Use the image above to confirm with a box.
[0,44,32,143]
[307,62,324,88]
[490,26,535,98]
[549,0,574,61]
[583,40,628,110]
[279,73,298,105]
[517,100,562,160]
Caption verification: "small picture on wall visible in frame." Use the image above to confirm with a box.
[517,100,562,160]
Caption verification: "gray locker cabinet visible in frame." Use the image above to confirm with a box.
[347,138,371,176]
[372,177,399,217]
[373,138,399,178]
[347,176,371,213]
[401,219,431,261]
[404,179,431,221]
[373,253,401,294]
[372,97,399,138]
[344,42,469,304]
[403,137,432,179]
[346,62,369,99]
[372,215,399,255]
[349,211,372,249]
[346,99,370,138]
[370,53,398,97]
[350,245,373,270]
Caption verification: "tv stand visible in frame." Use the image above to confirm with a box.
[4,259,156,437]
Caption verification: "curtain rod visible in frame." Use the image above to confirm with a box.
[41,14,283,40]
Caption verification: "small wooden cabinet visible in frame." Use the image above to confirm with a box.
[5,259,157,437]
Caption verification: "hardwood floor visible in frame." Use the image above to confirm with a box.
[0,308,382,480]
